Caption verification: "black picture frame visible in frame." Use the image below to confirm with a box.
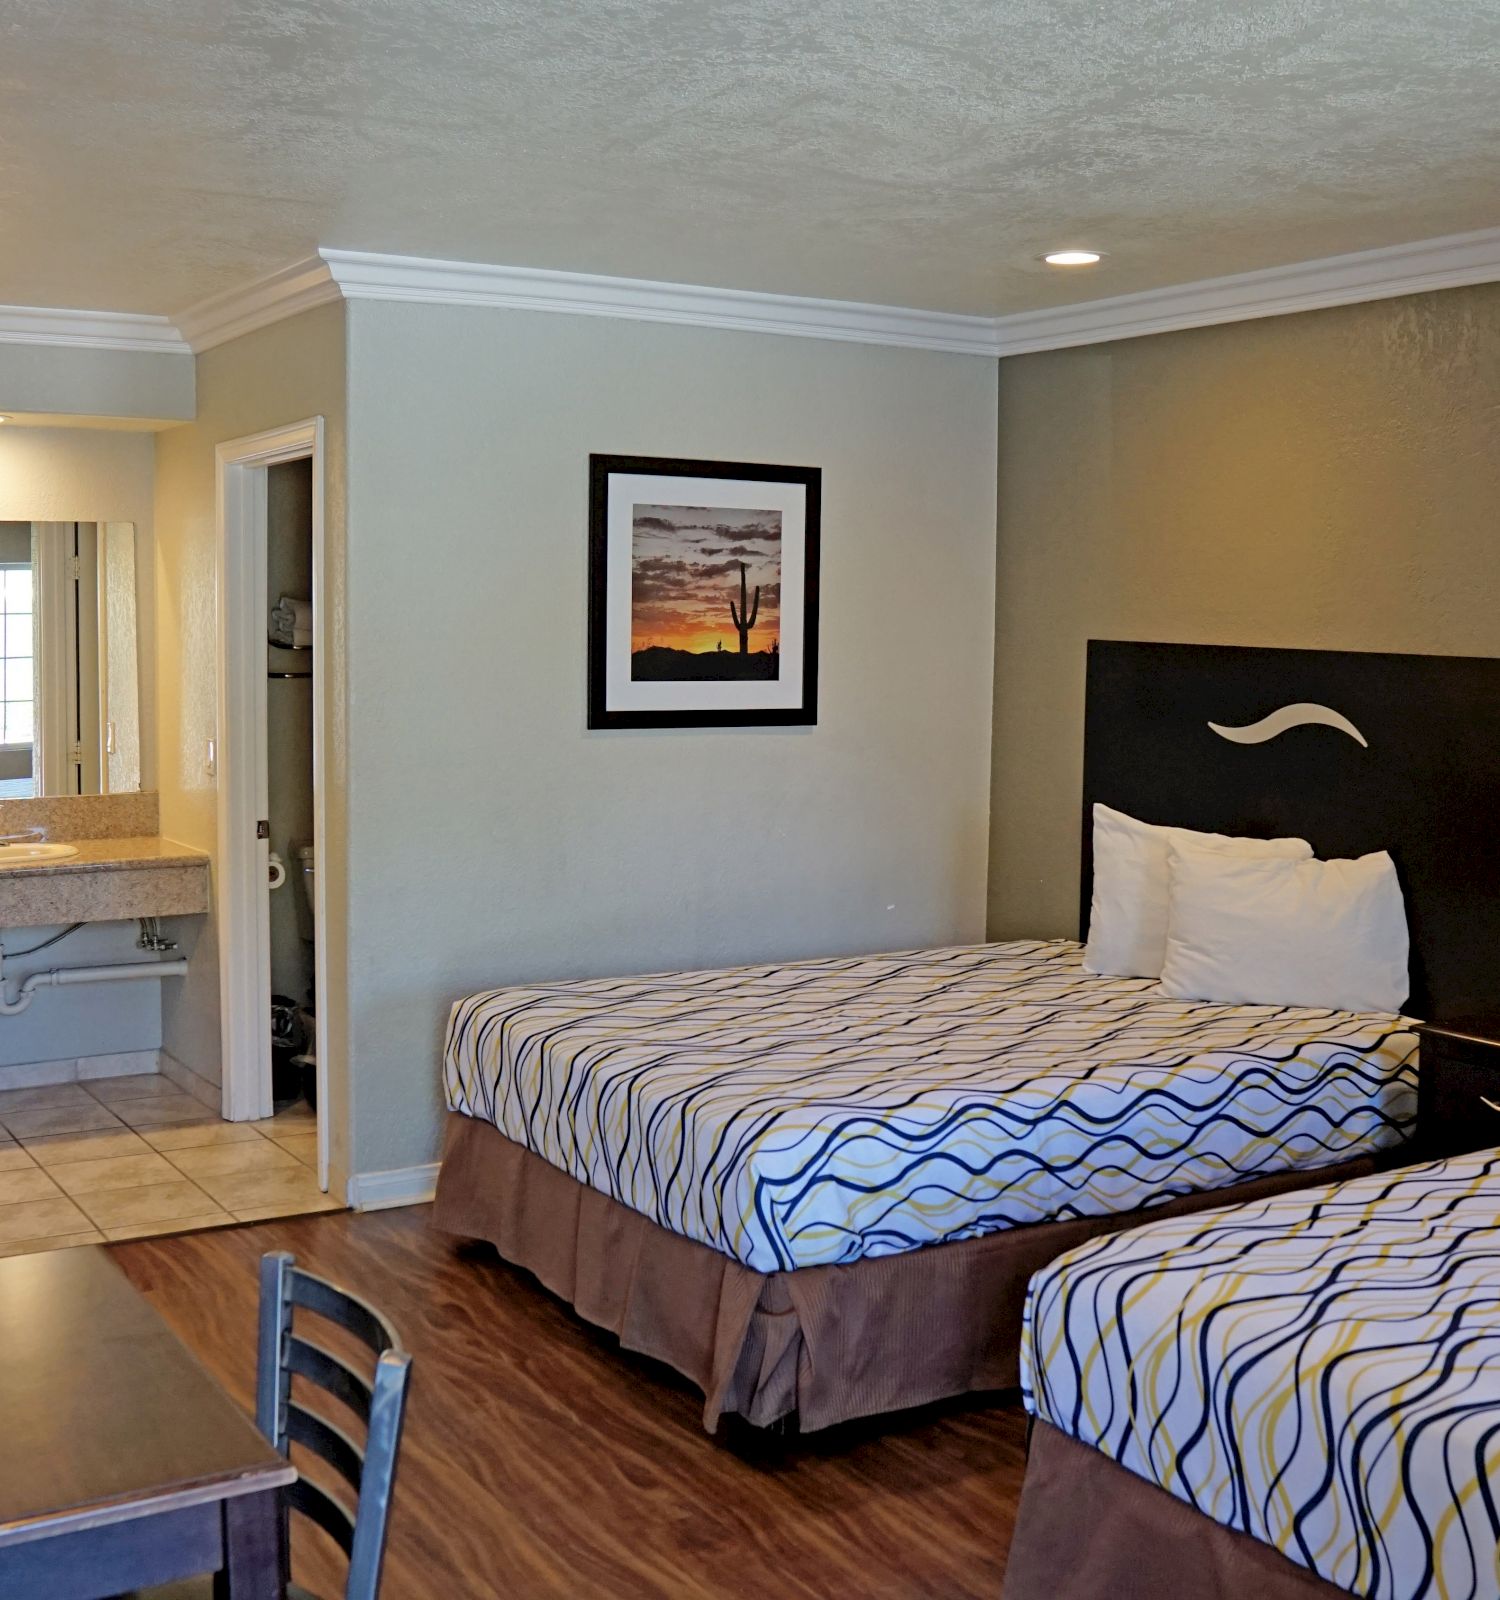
[587,453,821,729]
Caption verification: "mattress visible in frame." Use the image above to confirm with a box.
[443,939,1417,1272]
[1022,1151,1500,1600]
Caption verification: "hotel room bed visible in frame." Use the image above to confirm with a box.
[1007,1150,1500,1600]
[434,938,1416,1431]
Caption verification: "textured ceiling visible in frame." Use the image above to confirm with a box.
[4,0,1500,318]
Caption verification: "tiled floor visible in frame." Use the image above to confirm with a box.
[0,1077,337,1256]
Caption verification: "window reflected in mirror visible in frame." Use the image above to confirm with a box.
[0,521,141,797]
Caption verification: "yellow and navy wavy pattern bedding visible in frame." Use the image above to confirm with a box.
[443,940,1416,1271]
[1023,1152,1500,1600]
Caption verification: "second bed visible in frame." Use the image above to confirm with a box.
[1008,1149,1500,1599]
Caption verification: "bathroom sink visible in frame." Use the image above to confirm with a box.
[0,842,80,865]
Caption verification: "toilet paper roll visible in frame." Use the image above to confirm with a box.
[268,852,287,891]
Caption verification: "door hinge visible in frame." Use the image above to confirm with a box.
[68,556,82,582]
[67,741,83,766]
[256,819,270,839]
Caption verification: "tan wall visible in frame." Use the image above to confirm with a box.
[152,305,348,1180]
[989,284,1500,940]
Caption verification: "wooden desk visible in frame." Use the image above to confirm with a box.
[0,1245,295,1599]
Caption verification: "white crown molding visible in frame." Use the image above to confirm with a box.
[318,247,1003,356]
[991,226,1500,356]
[10,223,1500,368]
[0,303,188,354]
[174,255,340,353]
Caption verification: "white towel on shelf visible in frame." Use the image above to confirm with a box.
[270,596,313,649]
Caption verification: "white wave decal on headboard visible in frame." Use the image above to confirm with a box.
[1208,702,1369,748]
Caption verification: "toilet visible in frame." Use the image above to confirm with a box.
[296,842,316,934]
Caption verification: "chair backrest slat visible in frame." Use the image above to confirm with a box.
[289,1272,399,1355]
[285,1475,357,1557]
[288,1399,365,1492]
[256,1250,412,1600]
[289,1333,375,1426]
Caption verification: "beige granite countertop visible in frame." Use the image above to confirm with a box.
[0,792,160,841]
[0,836,209,879]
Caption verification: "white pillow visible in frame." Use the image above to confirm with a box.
[1083,804,1313,980]
[1158,842,1409,1014]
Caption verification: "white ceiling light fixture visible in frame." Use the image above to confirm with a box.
[1043,249,1103,267]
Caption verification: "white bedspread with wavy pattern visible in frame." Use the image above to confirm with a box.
[1024,1151,1500,1600]
[443,940,1416,1271]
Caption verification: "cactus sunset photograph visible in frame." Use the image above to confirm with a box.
[588,454,820,729]
[629,503,782,682]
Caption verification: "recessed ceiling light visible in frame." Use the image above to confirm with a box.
[1043,250,1103,267]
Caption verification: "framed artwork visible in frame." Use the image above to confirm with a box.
[588,453,821,729]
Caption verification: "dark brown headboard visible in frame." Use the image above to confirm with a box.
[1081,640,1500,1021]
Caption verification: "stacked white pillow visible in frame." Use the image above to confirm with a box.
[1082,803,1411,1015]
[1158,841,1409,1015]
[1083,804,1313,980]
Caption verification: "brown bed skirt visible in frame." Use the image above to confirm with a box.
[433,1113,1377,1434]
[1004,1421,1349,1599]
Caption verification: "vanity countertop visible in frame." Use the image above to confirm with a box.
[0,836,210,928]
[0,836,210,877]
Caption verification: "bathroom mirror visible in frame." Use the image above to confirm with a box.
[0,521,141,797]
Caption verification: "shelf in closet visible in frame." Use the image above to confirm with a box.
[269,639,312,677]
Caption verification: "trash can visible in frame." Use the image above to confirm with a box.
[270,994,305,1102]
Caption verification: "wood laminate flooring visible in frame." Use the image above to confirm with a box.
[112,1204,1028,1600]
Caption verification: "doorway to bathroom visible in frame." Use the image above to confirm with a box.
[216,420,330,1192]
[266,459,317,1151]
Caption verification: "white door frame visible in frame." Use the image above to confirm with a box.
[215,418,330,1190]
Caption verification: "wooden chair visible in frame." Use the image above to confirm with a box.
[134,1250,413,1600]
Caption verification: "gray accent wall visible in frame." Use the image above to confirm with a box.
[344,301,998,1176]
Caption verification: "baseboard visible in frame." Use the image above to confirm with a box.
[158,1049,223,1111]
[0,1049,161,1091]
[76,1050,164,1082]
[345,1163,440,1212]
